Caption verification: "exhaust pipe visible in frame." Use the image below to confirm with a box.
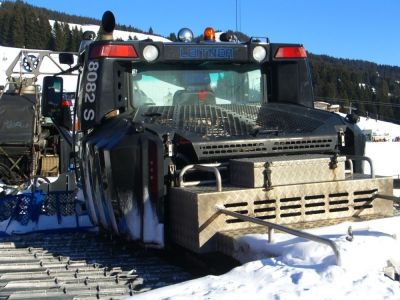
[100,10,116,41]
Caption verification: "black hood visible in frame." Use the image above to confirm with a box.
[135,103,345,139]
[134,103,345,161]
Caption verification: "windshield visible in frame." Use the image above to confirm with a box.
[130,64,263,107]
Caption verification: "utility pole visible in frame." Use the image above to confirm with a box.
[344,101,357,114]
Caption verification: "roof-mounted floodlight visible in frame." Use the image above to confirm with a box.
[177,28,194,42]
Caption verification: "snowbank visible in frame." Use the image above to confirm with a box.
[365,142,400,177]
[130,216,400,300]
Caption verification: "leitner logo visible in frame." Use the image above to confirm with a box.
[179,47,233,59]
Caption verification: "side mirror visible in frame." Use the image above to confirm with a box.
[42,76,63,118]
[42,76,73,130]
[59,53,74,65]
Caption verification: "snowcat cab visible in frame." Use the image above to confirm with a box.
[43,11,395,259]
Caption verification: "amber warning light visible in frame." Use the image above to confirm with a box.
[203,27,216,41]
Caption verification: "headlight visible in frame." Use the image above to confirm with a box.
[143,45,159,62]
[252,46,267,62]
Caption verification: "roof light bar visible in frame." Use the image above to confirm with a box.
[89,44,138,59]
[274,46,307,59]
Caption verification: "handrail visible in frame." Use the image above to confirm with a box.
[345,158,353,176]
[215,206,341,266]
[346,155,374,178]
[179,164,223,192]
[373,192,400,203]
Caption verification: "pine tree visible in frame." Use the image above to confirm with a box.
[36,12,52,49]
[148,27,153,35]
[0,11,12,45]
[24,7,39,48]
[10,6,25,47]
[376,79,393,119]
[96,26,104,40]
[168,32,177,41]
[53,21,66,51]
[70,26,82,52]
[63,23,73,51]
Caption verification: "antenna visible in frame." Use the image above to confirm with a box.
[235,0,241,32]
[235,0,238,32]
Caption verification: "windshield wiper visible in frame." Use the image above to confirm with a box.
[142,112,162,118]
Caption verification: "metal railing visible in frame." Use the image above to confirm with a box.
[347,155,375,178]
[179,164,224,192]
[215,206,341,266]
[373,192,400,203]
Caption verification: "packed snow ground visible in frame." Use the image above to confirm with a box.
[132,217,400,300]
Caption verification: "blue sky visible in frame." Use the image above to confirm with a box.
[22,0,400,66]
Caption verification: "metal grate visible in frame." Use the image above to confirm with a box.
[353,189,377,210]
[224,202,248,224]
[222,188,382,225]
[271,138,334,151]
[143,104,327,137]
[254,199,276,220]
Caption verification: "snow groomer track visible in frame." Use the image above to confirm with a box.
[0,231,194,300]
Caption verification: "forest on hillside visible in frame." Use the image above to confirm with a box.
[309,54,400,123]
[1,0,399,123]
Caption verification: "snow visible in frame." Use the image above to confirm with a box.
[365,142,400,177]
[357,116,400,177]
[131,217,400,300]
[142,186,164,245]
[120,190,142,240]
[49,20,170,43]
[1,215,92,235]
[357,117,400,142]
